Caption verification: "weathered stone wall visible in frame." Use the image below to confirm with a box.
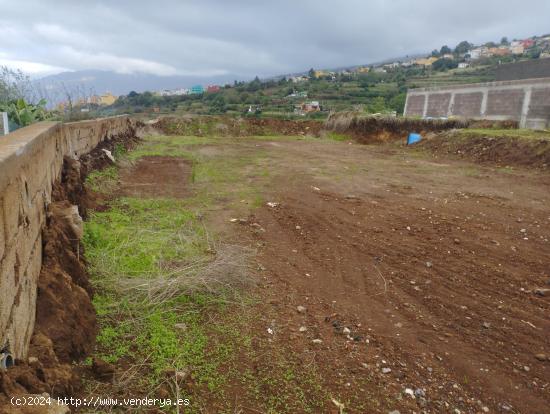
[404,78,550,129]
[0,116,135,360]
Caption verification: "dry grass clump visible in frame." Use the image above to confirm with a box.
[117,243,255,304]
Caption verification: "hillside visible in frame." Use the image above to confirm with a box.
[34,70,245,103]
[101,64,496,119]
[58,33,549,120]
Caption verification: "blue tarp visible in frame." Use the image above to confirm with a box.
[407,133,422,145]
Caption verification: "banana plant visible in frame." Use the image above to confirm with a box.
[0,98,49,127]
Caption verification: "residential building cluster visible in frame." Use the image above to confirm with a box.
[56,91,118,112]
[294,100,321,115]
[374,37,549,70]
[468,38,546,60]
[156,84,222,96]
[305,35,550,76]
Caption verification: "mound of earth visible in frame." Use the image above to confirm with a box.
[0,129,140,410]
[420,130,550,169]
[156,115,323,137]
[324,112,468,144]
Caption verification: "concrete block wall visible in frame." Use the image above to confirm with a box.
[404,78,550,129]
[495,58,550,81]
[0,116,134,360]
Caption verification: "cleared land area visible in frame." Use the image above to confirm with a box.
[80,122,550,413]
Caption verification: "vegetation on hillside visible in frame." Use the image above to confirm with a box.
[107,64,496,118]
[0,66,52,128]
[102,34,550,119]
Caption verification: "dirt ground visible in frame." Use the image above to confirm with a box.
[70,132,550,413]
[215,138,550,413]
[420,130,550,169]
[119,156,192,198]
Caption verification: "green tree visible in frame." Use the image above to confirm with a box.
[1,66,32,104]
[454,41,472,55]
[366,96,387,114]
[432,58,458,71]
[389,93,407,114]
[308,68,316,79]
[209,95,227,113]
[247,76,262,92]
[440,45,452,55]
[525,47,542,59]
[500,36,510,46]
[278,77,288,85]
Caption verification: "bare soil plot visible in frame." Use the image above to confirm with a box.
[228,139,550,413]
[78,134,550,413]
[119,156,192,198]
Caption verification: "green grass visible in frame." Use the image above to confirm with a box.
[84,198,206,278]
[238,347,329,413]
[83,135,249,407]
[86,166,119,194]
[83,132,338,412]
[461,166,485,178]
[126,135,213,160]
[83,194,246,407]
[324,131,352,142]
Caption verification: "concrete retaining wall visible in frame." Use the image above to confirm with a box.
[404,78,550,129]
[0,116,135,360]
[495,59,550,81]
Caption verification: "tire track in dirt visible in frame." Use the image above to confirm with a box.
[245,183,550,413]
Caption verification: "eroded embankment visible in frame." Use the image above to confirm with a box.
[324,111,469,143]
[0,129,139,410]
[323,112,550,169]
[156,115,324,137]
[420,130,550,169]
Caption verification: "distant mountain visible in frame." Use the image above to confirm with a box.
[35,70,247,104]
[34,52,430,105]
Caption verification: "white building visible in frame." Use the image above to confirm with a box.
[158,88,190,96]
[510,41,525,55]
[469,47,492,60]
[383,62,400,69]
[290,76,308,83]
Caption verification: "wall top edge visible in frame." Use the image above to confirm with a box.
[408,77,550,93]
[0,121,60,164]
[63,114,129,127]
[0,115,132,168]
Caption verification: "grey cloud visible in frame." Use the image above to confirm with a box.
[0,0,549,78]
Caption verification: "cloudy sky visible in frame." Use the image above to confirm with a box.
[1,0,549,79]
